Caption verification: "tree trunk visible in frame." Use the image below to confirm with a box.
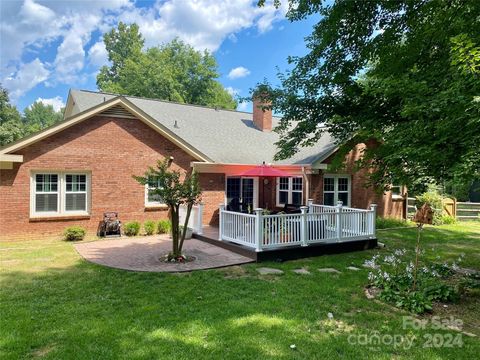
[178,202,194,254]
[170,204,181,257]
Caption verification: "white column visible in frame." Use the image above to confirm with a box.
[300,206,309,247]
[307,198,314,213]
[336,200,343,242]
[218,204,225,240]
[254,208,264,252]
[196,202,204,235]
[370,204,377,236]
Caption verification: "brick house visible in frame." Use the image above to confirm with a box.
[0,90,406,241]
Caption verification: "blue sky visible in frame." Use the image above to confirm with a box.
[0,0,318,113]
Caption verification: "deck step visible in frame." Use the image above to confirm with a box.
[193,233,258,260]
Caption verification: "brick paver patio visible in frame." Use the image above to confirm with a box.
[74,236,254,272]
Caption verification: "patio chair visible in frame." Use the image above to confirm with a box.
[227,197,241,212]
[97,212,122,237]
[282,203,302,214]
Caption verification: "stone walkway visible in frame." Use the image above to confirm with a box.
[74,236,254,272]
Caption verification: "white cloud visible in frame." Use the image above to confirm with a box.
[3,58,50,101]
[228,66,251,79]
[20,0,55,25]
[225,86,240,97]
[35,96,65,112]
[237,101,249,112]
[88,41,109,67]
[0,0,286,100]
[117,0,287,51]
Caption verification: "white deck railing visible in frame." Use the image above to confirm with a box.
[219,200,376,252]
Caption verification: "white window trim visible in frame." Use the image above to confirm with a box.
[144,178,167,208]
[276,177,303,207]
[30,171,91,218]
[391,185,404,200]
[224,176,259,209]
[323,174,351,207]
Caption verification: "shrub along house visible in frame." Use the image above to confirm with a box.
[0,90,406,249]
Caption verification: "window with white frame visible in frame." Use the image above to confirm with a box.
[31,172,90,217]
[323,175,350,206]
[145,176,164,206]
[276,177,303,206]
[391,185,404,199]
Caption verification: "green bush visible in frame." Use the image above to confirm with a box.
[376,217,411,229]
[415,185,445,225]
[365,251,463,314]
[124,221,140,236]
[439,215,457,225]
[63,226,86,241]
[143,220,156,235]
[157,220,171,234]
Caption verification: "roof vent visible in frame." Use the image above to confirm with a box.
[174,120,179,128]
[100,105,135,119]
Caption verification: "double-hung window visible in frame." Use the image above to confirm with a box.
[31,172,90,217]
[323,175,350,206]
[391,185,404,199]
[34,174,59,213]
[276,177,303,206]
[145,176,165,206]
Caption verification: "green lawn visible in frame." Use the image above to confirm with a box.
[1,222,479,359]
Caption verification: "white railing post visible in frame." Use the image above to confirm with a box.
[196,202,204,235]
[218,204,225,240]
[336,200,343,242]
[370,204,377,237]
[300,206,309,247]
[307,198,314,213]
[254,208,264,252]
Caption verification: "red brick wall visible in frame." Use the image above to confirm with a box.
[0,115,197,241]
[198,173,224,226]
[317,143,406,218]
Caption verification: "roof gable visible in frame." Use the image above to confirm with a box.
[0,96,212,162]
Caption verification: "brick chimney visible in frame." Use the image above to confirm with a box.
[252,94,272,132]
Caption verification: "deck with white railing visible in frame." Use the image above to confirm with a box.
[216,200,377,252]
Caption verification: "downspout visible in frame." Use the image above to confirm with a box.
[302,166,310,203]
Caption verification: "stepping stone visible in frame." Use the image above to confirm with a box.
[292,268,311,275]
[257,267,284,275]
[318,268,341,274]
[347,266,361,271]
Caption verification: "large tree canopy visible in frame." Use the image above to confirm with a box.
[259,0,480,192]
[0,86,64,147]
[0,86,23,146]
[97,23,237,110]
[22,101,64,134]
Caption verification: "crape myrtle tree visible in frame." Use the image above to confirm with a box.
[256,0,480,193]
[134,159,201,260]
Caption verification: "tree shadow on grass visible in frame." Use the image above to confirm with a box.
[377,225,480,269]
[1,255,480,359]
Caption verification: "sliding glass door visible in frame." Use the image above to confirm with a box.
[226,177,258,212]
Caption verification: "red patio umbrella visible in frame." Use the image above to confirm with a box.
[236,163,292,177]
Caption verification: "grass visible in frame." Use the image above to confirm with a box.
[376,216,413,229]
[1,222,479,359]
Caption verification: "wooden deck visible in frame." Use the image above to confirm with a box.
[193,226,378,262]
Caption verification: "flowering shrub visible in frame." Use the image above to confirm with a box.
[365,250,465,314]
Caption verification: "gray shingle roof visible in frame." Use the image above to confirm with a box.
[69,89,337,165]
